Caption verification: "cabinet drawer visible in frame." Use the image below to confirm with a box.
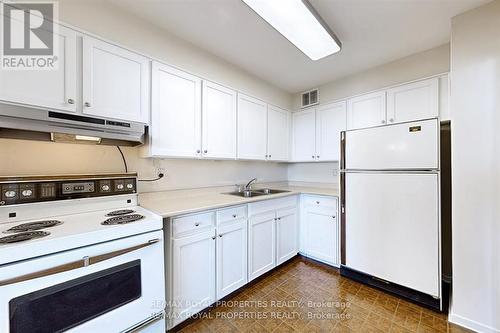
[248,195,297,217]
[172,212,215,237]
[217,206,247,226]
[303,196,338,209]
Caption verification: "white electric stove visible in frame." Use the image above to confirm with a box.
[0,173,165,333]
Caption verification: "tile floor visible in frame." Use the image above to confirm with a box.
[176,257,470,333]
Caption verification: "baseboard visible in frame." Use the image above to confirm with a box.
[449,313,500,333]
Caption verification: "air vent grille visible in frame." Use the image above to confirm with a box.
[301,89,319,108]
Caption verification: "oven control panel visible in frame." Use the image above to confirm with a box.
[0,175,137,206]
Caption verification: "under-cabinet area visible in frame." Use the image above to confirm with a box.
[162,193,339,330]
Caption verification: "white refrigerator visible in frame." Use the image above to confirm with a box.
[340,118,443,310]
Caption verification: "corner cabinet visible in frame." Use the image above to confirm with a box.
[150,62,202,158]
[82,35,150,123]
[267,105,290,161]
[0,25,77,113]
[237,93,268,160]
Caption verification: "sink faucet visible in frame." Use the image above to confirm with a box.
[245,178,257,190]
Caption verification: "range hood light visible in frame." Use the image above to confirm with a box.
[242,0,341,61]
[51,133,102,145]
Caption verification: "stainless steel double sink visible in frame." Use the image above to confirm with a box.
[224,188,291,198]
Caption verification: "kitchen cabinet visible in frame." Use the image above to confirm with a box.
[248,212,276,281]
[150,62,202,158]
[0,25,77,113]
[347,91,386,130]
[291,109,316,162]
[237,93,267,160]
[301,195,339,266]
[276,208,298,265]
[82,35,149,123]
[292,102,345,162]
[315,101,346,161]
[216,219,247,299]
[386,78,438,124]
[171,229,216,326]
[267,105,290,161]
[202,81,237,159]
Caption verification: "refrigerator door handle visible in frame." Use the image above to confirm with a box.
[340,169,346,266]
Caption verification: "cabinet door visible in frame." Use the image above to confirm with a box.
[316,101,346,161]
[172,230,216,325]
[0,25,77,113]
[347,91,386,130]
[150,62,201,158]
[202,81,237,159]
[82,35,149,123]
[291,109,316,162]
[248,212,276,281]
[267,105,290,161]
[237,94,267,160]
[276,208,298,265]
[304,206,338,265]
[386,78,439,124]
[216,220,247,299]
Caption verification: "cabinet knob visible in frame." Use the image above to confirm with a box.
[195,223,200,227]
[316,201,320,204]
[196,150,201,154]
[212,236,216,240]
[312,155,315,159]
[269,155,271,158]
[84,102,91,107]
[232,214,237,218]
[332,216,336,219]
[316,155,320,159]
[67,98,74,104]
[389,118,394,123]
[204,150,208,153]
[381,120,386,124]
[219,234,223,238]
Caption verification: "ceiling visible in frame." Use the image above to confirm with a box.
[108,0,490,93]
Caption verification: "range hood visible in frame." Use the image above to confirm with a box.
[0,104,146,146]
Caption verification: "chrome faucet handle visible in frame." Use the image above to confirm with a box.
[235,184,244,192]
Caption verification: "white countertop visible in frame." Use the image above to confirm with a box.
[139,184,339,218]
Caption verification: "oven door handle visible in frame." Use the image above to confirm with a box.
[0,238,160,287]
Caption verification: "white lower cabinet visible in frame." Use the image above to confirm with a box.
[276,208,298,265]
[216,218,248,299]
[171,229,216,327]
[248,212,276,281]
[301,195,339,266]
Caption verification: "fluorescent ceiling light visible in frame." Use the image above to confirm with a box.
[242,0,341,61]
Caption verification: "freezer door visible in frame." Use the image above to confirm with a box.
[344,172,440,297]
[345,119,438,170]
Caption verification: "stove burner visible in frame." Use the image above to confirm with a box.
[3,220,63,233]
[0,231,50,244]
[102,214,145,225]
[106,209,135,217]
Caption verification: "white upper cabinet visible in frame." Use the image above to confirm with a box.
[82,35,149,123]
[292,109,316,162]
[237,93,267,160]
[316,101,346,161]
[202,81,237,159]
[0,25,77,113]
[386,78,439,124]
[347,91,386,130]
[267,105,290,161]
[150,62,201,158]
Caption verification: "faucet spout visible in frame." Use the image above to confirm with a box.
[245,178,257,190]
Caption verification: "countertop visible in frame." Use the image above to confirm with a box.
[138,184,339,218]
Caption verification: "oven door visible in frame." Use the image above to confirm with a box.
[0,231,165,333]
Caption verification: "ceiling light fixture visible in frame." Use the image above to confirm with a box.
[242,0,341,61]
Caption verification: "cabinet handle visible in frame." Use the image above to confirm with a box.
[218,234,223,238]
[195,223,200,227]
[389,118,394,123]
[196,150,201,154]
[381,120,386,124]
[232,214,237,218]
[84,102,91,107]
[212,236,216,240]
[67,98,74,104]
[277,217,281,220]
[316,201,320,204]
[312,155,315,159]
[332,216,336,219]
[204,150,208,153]
[316,155,320,159]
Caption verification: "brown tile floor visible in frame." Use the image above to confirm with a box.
[177,257,471,333]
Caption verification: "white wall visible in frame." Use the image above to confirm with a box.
[287,162,339,185]
[449,1,500,332]
[0,0,293,192]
